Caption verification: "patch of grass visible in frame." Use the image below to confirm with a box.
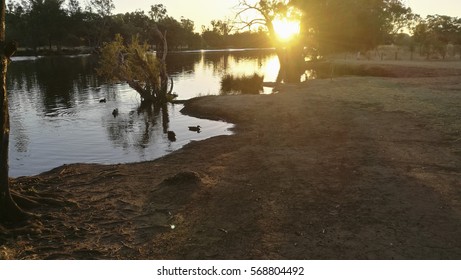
[306,61,397,79]
[220,73,264,95]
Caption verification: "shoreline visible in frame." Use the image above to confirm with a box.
[2,60,461,259]
[13,47,277,58]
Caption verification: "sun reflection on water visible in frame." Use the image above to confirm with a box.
[9,50,291,177]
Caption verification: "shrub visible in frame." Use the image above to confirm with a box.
[220,73,264,95]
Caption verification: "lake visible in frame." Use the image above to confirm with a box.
[7,49,280,177]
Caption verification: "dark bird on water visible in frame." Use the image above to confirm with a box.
[167,131,176,141]
[112,108,119,117]
[99,98,106,103]
[188,125,201,132]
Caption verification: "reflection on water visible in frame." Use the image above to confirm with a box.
[168,49,280,97]
[8,50,278,177]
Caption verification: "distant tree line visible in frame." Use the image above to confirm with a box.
[412,15,461,59]
[5,0,460,58]
[5,0,271,54]
[290,0,461,59]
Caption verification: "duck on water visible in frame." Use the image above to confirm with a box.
[188,125,201,133]
[167,131,176,141]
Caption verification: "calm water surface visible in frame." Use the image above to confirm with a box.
[8,49,280,177]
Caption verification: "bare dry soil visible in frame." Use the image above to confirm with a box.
[1,59,461,259]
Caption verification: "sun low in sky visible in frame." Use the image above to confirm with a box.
[111,0,461,31]
[269,4,303,43]
[272,18,301,42]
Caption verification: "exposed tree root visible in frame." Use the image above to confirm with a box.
[11,191,72,209]
[1,187,76,236]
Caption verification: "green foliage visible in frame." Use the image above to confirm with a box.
[27,0,68,48]
[292,0,418,54]
[5,0,202,50]
[97,34,160,90]
[7,0,455,56]
[90,0,114,17]
[149,4,167,22]
[384,0,416,35]
[5,0,272,51]
[412,15,461,58]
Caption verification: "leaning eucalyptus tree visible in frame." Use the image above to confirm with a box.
[97,26,174,104]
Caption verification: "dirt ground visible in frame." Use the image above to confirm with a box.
[1,59,461,259]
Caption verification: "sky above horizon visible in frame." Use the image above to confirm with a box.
[102,0,461,31]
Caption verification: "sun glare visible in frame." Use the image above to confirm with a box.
[272,18,300,42]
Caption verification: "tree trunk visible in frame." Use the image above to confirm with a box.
[0,0,26,222]
[126,25,172,105]
[153,25,169,104]
[276,44,305,83]
[127,80,156,103]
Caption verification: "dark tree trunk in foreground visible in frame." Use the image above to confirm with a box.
[0,0,26,222]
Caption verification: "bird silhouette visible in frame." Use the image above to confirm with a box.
[188,125,201,133]
[167,131,176,141]
[112,108,119,117]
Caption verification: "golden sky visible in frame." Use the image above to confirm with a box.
[112,0,239,30]
[109,0,460,31]
[404,0,461,17]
